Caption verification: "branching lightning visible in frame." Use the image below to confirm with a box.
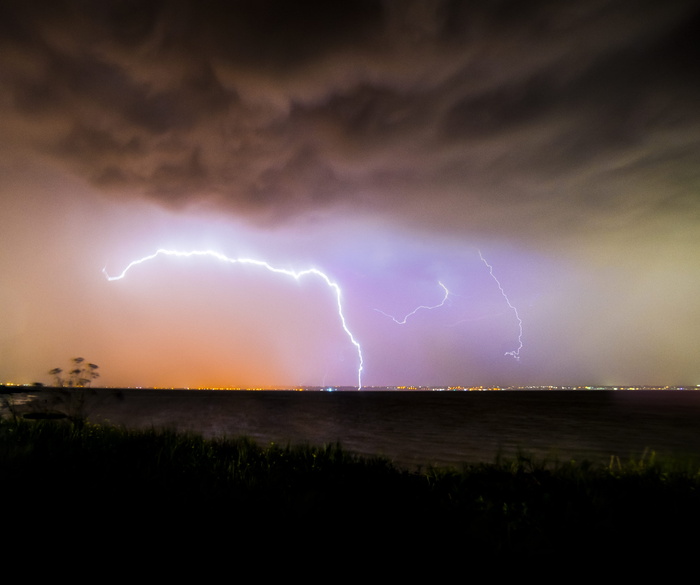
[478,250,523,360]
[102,249,364,388]
[375,281,450,324]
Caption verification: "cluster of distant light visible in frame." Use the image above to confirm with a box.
[390,385,700,392]
[103,248,525,389]
[3,382,699,392]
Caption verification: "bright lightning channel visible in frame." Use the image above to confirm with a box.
[375,282,450,324]
[478,250,523,360]
[102,249,364,389]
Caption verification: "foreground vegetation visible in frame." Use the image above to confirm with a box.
[2,417,699,558]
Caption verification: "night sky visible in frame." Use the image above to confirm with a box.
[1,1,699,388]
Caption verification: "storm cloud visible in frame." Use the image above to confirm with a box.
[2,0,699,239]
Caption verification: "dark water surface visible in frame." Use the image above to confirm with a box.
[16,389,700,469]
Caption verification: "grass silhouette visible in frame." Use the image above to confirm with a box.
[2,417,700,560]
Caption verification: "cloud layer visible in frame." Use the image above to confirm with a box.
[2,0,699,241]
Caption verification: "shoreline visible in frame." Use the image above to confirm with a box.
[4,387,700,469]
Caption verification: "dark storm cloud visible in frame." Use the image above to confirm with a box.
[1,0,699,235]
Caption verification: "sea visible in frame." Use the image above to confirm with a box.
[6,387,700,469]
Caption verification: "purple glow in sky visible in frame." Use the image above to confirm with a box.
[1,1,699,388]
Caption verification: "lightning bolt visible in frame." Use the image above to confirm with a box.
[102,249,364,389]
[478,250,523,360]
[376,281,450,324]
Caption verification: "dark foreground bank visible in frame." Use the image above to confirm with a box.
[8,387,700,469]
[2,417,700,561]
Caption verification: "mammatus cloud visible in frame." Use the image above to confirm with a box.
[1,0,699,240]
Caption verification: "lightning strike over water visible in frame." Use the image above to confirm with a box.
[102,249,364,388]
[478,250,524,360]
[376,282,450,324]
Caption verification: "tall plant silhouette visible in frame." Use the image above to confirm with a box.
[49,358,99,387]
